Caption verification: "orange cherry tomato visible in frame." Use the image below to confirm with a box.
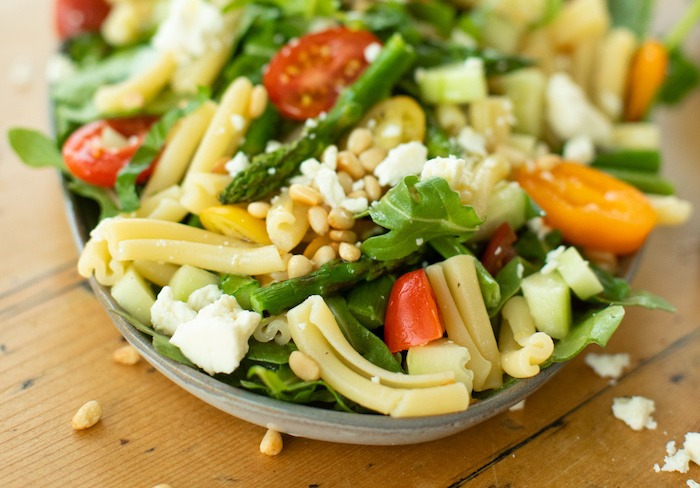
[55,0,111,40]
[383,269,444,353]
[515,162,657,255]
[62,117,156,188]
[625,39,669,122]
[263,27,381,120]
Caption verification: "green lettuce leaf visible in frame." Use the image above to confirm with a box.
[7,128,67,172]
[362,176,482,261]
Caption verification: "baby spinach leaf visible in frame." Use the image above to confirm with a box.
[362,176,482,261]
[67,179,119,220]
[7,128,66,172]
[246,339,297,365]
[590,267,675,312]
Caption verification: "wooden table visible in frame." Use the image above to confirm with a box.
[1,1,698,486]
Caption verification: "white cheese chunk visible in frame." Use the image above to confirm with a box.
[374,141,428,187]
[150,286,197,336]
[612,396,657,431]
[585,352,630,379]
[187,283,223,312]
[169,294,261,375]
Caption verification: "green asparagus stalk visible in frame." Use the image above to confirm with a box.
[249,253,423,316]
[413,39,533,75]
[219,33,416,204]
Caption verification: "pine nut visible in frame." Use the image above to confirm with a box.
[247,201,271,219]
[358,146,387,172]
[312,245,336,267]
[346,190,368,200]
[260,429,283,456]
[287,254,314,279]
[289,350,321,381]
[329,230,357,243]
[307,206,329,235]
[248,85,268,119]
[338,242,362,262]
[336,171,354,194]
[337,150,365,180]
[327,207,354,230]
[113,345,140,365]
[363,175,382,202]
[289,184,322,206]
[347,127,374,155]
[71,400,103,430]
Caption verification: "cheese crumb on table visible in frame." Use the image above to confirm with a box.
[611,396,657,431]
[585,352,630,379]
[652,432,700,477]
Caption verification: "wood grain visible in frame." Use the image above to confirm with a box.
[1,1,698,487]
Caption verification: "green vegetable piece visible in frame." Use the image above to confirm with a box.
[66,178,120,220]
[490,256,538,317]
[7,128,67,172]
[246,339,297,365]
[590,266,676,312]
[219,33,416,204]
[521,270,571,340]
[362,176,482,261]
[346,275,395,330]
[111,268,156,326]
[606,0,654,39]
[543,306,625,366]
[325,296,404,373]
[220,273,261,310]
[553,247,604,300]
[597,167,675,195]
[412,38,533,75]
[115,93,206,212]
[169,265,218,302]
[657,48,700,106]
[250,254,423,315]
[590,149,661,173]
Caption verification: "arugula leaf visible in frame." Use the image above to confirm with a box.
[325,296,404,373]
[590,266,675,312]
[657,48,700,105]
[362,176,482,261]
[115,93,207,212]
[543,306,625,366]
[66,179,120,220]
[7,128,67,172]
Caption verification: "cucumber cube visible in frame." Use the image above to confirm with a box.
[521,270,571,339]
[554,247,604,300]
[168,265,218,302]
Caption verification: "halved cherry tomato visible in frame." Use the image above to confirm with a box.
[62,117,156,188]
[357,95,427,150]
[263,27,381,120]
[199,205,272,245]
[55,0,111,40]
[383,269,444,353]
[515,161,657,255]
[481,222,518,276]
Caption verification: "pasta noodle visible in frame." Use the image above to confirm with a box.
[136,185,189,222]
[77,237,128,286]
[179,173,232,215]
[266,190,310,253]
[142,101,218,197]
[287,296,470,417]
[94,51,177,114]
[253,317,292,345]
[499,296,554,378]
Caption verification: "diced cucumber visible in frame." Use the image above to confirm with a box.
[473,181,528,240]
[416,59,487,104]
[406,339,474,391]
[554,247,604,299]
[481,11,525,54]
[168,265,218,302]
[111,268,156,326]
[501,67,546,137]
[520,270,571,339]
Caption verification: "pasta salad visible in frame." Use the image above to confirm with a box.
[10,0,698,418]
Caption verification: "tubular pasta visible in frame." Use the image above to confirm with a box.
[94,51,177,114]
[77,237,128,286]
[499,296,554,378]
[180,173,232,215]
[115,239,286,276]
[303,295,455,388]
[470,154,510,219]
[183,77,254,181]
[425,263,494,391]
[143,101,218,197]
[287,296,470,417]
[136,185,189,222]
[266,190,310,253]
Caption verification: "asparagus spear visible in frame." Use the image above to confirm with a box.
[249,253,423,316]
[219,33,416,204]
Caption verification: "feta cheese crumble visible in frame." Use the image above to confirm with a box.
[612,396,657,431]
[374,141,428,187]
[151,286,197,336]
[584,352,630,379]
[169,294,261,375]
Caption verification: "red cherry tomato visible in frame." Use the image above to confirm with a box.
[62,117,156,188]
[481,222,518,276]
[383,269,445,353]
[263,27,381,120]
[55,0,111,40]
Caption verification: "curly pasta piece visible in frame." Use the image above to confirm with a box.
[498,296,554,378]
[266,190,310,253]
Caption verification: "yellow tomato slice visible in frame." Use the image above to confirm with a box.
[516,162,657,255]
[357,95,426,150]
[199,205,271,245]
